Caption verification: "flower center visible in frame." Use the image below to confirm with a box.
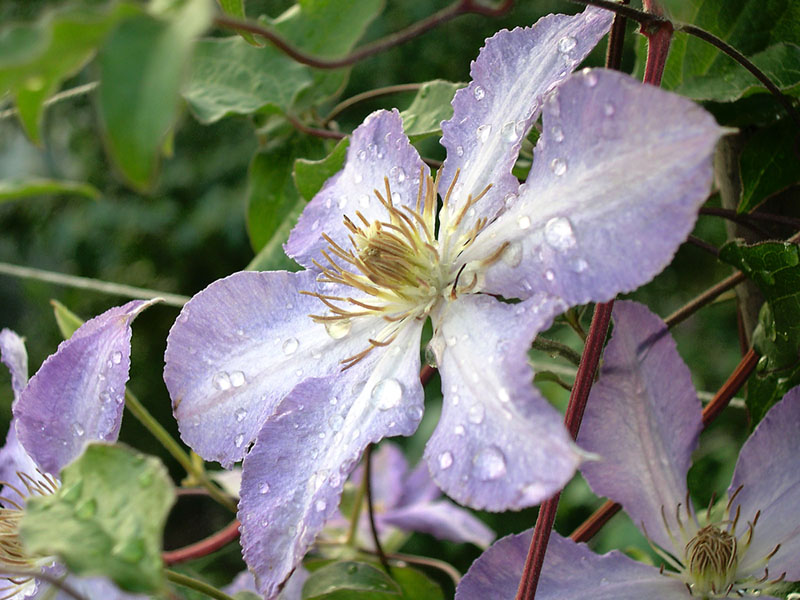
[685,525,738,597]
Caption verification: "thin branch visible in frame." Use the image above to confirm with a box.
[700,206,800,232]
[687,234,720,258]
[664,272,745,329]
[364,444,390,573]
[531,337,582,367]
[604,0,629,71]
[0,81,98,121]
[384,551,462,587]
[284,112,345,140]
[325,83,425,124]
[213,0,514,71]
[0,261,189,307]
[166,570,236,600]
[163,519,241,565]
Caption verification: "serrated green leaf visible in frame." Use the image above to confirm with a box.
[636,0,800,103]
[399,80,463,141]
[217,0,261,46]
[302,561,401,600]
[719,240,800,424]
[294,137,349,201]
[738,119,800,213]
[99,0,212,189]
[0,3,141,143]
[50,299,84,339]
[20,443,175,594]
[0,178,99,202]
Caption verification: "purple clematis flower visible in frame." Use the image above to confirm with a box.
[0,326,149,600]
[164,6,725,596]
[455,301,800,600]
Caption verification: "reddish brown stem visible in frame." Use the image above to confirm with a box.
[515,301,615,600]
[163,519,241,565]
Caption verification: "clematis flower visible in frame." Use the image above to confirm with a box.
[164,5,724,596]
[455,301,800,600]
[0,327,148,600]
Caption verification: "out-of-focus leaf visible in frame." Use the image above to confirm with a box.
[294,137,349,201]
[0,3,141,143]
[399,80,463,141]
[391,566,445,600]
[719,240,800,424]
[99,0,212,189]
[635,0,800,102]
[738,119,800,213]
[50,299,83,339]
[20,443,175,594]
[302,561,400,599]
[0,178,99,202]
[217,0,261,46]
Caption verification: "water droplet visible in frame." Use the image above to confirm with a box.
[504,193,517,208]
[476,124,492,143]
[501,120,517,142]
[406,405,423,421]
[497,387,511,403]
[234,433,244,448]
[545,269,556,281]
[234,408,248,423]
[604,102,615,116]
[544,216,576,250]
[473,446,507,481]
[550,158,567,176]
[439,451,454,470]
[282,337,299,355]
[71,422,84,437]
[111,351,123,364]
[372,378,403,410]
[333,432,344,445]
[558,36,577,53]
[338,196,347,209]
[230,371,246,387]
[357,150,366,161]
[328,414,344,431]
[467,402,485,424]
[546,92,560,117]
[325,319,351,339]
[571,258,588,273]
[502,241,523,267]
[519,482,547,503]
[261,518,269,528]
[582,69,598,87]
[473,85,485,100]
[212,371,232,391]
[517,215,532,230]
[456,145,464,156]
[259,482,270,494]
[551,125,564,143]
[454,425,465,436]
[350,428,361,442]
[315,499,327,512]
[353,172,363,184]
[390,166,406,182]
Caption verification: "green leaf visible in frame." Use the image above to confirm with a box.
[0,178,99,202]
[737,119,800,213]
[302,561,401,599]
[50,299,84,339]
[399,80,463,141]
[294,137,349,201]
[20,443,175,594]
[99,0,212,189]
[636,0,800,102]
[217,0,261,46]
[719,240,800,424]
[390,566,445,600]
[0,3,141,143]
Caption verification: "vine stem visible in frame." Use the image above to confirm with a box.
[569,347,760,543]
[163,519,241,565]
[365,443,391,573]
[165,570,236,600]
[213,0,513,70]
[325,83,426,124]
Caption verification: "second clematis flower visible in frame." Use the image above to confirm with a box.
[164,6,724,596]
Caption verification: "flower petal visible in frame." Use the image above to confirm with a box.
[438,6,612,237]
[729,385,800,580]
[224,567,308,600]
[165,269,387,467]
[425,293,578,511]
[0,329,28,402]
[458,530,687,600]
[285,109,429,269]
[396,459,440,507]
[14,300,155,475]
[349,441,409,511]
[578,301,702,551]
[0,424,41,509]
[381,499,495,548]
[239,321,423,599]
[471,69,724,303]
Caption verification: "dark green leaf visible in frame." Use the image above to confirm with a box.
[302,561,400,600]
[99,0,212,189]
[399,80,463,141]
[391,566,445,600]
[217,0,261,46]
[50,299,83,339]
[294,137,349,201]
[20,443,175,594]
[738,120,800,213]
[0,178,99,202]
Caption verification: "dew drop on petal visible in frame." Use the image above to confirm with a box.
[325,319,351,339]
[571,258,589,273]
[259,482,270,494]
[467,402,485,424]
[406,405,423,422]
[111,351,123,364]
[501,121,517,142]
[504,193,517,208]
[230,371,246,387]
[372,378,403,410]
[338,197,347,209]
[357,150,366,161]
[544,216,576,250]
[71,422,85,437]
[476,124,492,143]
[328,414,344,432]
[551,125,564,143]
[558,36,577,53]
[473,446,507,481]
[212,371,232,391]
[473,85,485,100]
[439,451,454,470]
[545,269,556,281]
[497,387,511,403]
[315,500,327,512]
[546,93,560,117]
[353,172,363,184]
[549,158,567,176]
[454,425,465,436]
[582,68,598,87]
[456,145,464,156]
[604,102,615,116]
[517,215,532,230]
[282,337,299,355]
[234,433,244,448]
[235,408,247,422]
[502,241,523,267]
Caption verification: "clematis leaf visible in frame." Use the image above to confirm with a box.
[302,561,401,599]
[51,299,84,339]
[719,240,800,424]
[399,80,463,142]
[294,138,349,202]
[0,178,99,202]
[20,443,175,594]
[738,119,800,213]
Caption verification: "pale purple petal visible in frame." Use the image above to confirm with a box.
[0,329,28,402]
[456,531,687,600]
[285,109,429,269]
[0,423,40,509]
[381,499,495,548]
[729,385,800,580]
[396,460,440,507]
[470,69,724,303]
[438,6,612,239]
[349,441,409,511]
[14,300,155,475]
[239,321,423,599]
[425,293,579,511]
[50,575,149,600]
[578,301,702,551]
[225,568,308,600]
[165,269,388,467]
